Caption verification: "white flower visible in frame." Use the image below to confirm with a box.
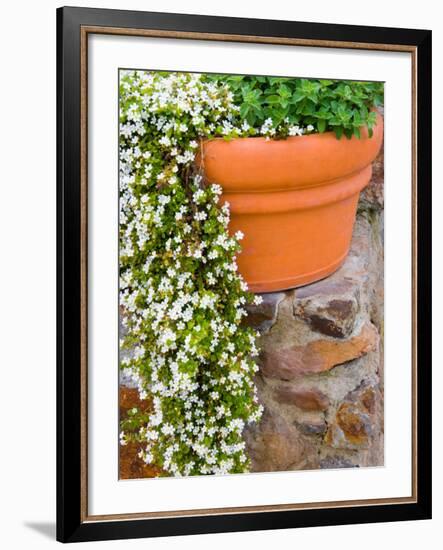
[195,211,207,221]
[158,194,170,206]
[159,135,171,147]
[211,183,222,196]
[161,423,175,436]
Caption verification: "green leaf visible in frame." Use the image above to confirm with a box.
[246,111,256,126]
[317,118,326,133]
[290,91,306,104]
[334,126,344,139]
[265,94,281,105]
[239,103,250,118]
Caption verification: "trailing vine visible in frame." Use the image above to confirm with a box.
[119,71,264,476]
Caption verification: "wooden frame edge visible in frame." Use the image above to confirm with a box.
[81,25,417,52]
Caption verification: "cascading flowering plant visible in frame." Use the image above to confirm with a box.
[119,70,270,477]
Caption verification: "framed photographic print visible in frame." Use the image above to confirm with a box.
[57,6,432,543]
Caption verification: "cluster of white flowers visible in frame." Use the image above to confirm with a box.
[119,70,264,477]
[259,118,315,139]
[288,124,314,136]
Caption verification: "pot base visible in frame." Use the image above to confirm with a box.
[245,251,348,294]
[226,187,362,294]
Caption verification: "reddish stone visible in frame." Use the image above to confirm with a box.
[275,387,330,411]
[119,387,163,479]
[325,402,372,449]
[336,403,371,444]
[261,323,379,380]
[360,387,376,414]
[244,410,319,471]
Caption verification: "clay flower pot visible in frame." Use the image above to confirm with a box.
[200,112,383,293]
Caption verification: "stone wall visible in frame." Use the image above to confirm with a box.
[243,153,384,472]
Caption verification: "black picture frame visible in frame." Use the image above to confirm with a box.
[57,6,432,543]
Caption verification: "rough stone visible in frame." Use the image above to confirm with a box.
[120,367,139,389]
[325,402,373,449]
[295,416,328,436]
[324,382,382,452]
[345,381,378,414]
[244,291,286,333]
[294,294,359,338]
[307,355,380,404]
[261,322,379,379]
[244,409,319,472]
[319,456,359,469]
[360,386,376,414]
[274,386,330,411]
[296,279,357,301]
[360,145,384,210]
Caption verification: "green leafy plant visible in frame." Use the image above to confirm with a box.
[206,74,383,139]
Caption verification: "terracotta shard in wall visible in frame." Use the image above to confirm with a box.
[261,322,379,379]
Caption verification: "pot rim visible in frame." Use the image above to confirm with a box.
[198,112,383,192]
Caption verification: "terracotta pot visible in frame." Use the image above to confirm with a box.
[200,113,383,293]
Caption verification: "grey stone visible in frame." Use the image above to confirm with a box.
[359,145,384,210]
[294,294,359,339]
[295,418,328,436]
[244,291,286,333]
[319,456,359,469]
